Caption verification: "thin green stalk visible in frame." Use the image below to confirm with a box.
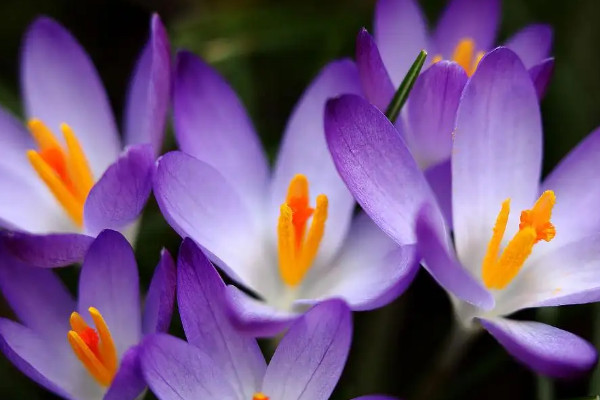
[385,50,428,123]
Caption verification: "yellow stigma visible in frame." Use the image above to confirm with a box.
[67,307,118,387]
[277,174,328,287]
[27,119,94,227]
[482,190,556,289]
[431,38,485,77]
[252,393,269,400]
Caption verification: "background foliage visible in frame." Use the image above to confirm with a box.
[0,0,599,399]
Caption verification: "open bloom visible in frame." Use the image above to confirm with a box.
[154,51,417,337]
[0,230,176,399]
[0,15,171,267]
[140,238,394,400]
[325,47,599,377]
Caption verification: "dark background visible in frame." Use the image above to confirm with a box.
[0,0,599,399]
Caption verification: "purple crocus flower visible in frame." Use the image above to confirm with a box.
[0,230,176,399]
[153,51,418,337]
[0,14,171,268]
[140,238,395,400]
[325,47,599,377]
[362,0,554,108]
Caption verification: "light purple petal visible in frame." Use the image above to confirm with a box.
[404,61,467,168]
[0,246,74,343]
[104,346,145,400]
[416,204,494,310]
[0,163,74,233]
[173,50,268,213]
[225,285,300,338]
[424,160,452,228]
[356,28,395,111]
[542,126,600,245]
[0,107,36,181]
[480,318,597,378]
[1,231,93,268]
[374,0,428,86]
[84,144,154,236]
[140,333,240,400]
[529,58,554,100]
[452,48,542,274]
[432,0,500,57]
[21,16,120,176]
[154,150,265,290]
[270,60,362,263]
[0,318,103,400]
[324,94,440,245]
[142,249,176,335]
[505,24,553,69]
[304,213,419,311]
[124,14,171,155]
[177,238,266,399]
[495,234,600,315]
[262,300,352,400]
[78,230,141,357]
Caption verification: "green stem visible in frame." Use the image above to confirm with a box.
[385,50,428,124]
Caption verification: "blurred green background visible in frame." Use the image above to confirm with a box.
[0,0,599,399]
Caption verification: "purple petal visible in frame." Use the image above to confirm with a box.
[374,0,428,86]
[480,318,598,378]
[416,204,494,310]
[0,246,73,342]
[225,285,299,337]
[78,230,141,357]
[154,150,264,290]
[104,346,145,400]
[505,24,553,69]
[84,144,154,236]
[0,107,36,181]
[324,94,440,245]
[124,14,171,155]
[404,61,467,169]
[303,213,418,311]
[452,48,542,273]
[495,234,600,315]
[262,300,352,400]
[542,127,600,245]
[1,231,93,268]
[140,333,240,400]
[0,318,102,399]
[21,16,120,176]
[173,51,268,212]
[356,28,395,111]
[142,249,176,335]
[529,58,554,100]
[270,60,362,264]
[424,160,453,228]
[432,0,500,57]
[177,238,266,399]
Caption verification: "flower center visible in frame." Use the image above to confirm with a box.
[67,307,118,387]
[431,38,485,77]
[277,174,328,287]
[27,119,94,227]
[481,190,556,289]
[252,393,269,400]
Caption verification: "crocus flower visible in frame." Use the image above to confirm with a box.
[0,14,171,267]
[140,238,395,400]
[0,230,176,399]
[153,50,418,337]
[325,47,599,377]
[362,0,554,109]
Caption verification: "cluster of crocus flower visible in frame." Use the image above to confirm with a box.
[0,0,598,398]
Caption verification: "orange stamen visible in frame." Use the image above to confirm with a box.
[431,38,484,76]
[277,174,328,287]
[27,119,94,227]
[482,191,556,289]
[67,307,118,387]
[253,393,269,400]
